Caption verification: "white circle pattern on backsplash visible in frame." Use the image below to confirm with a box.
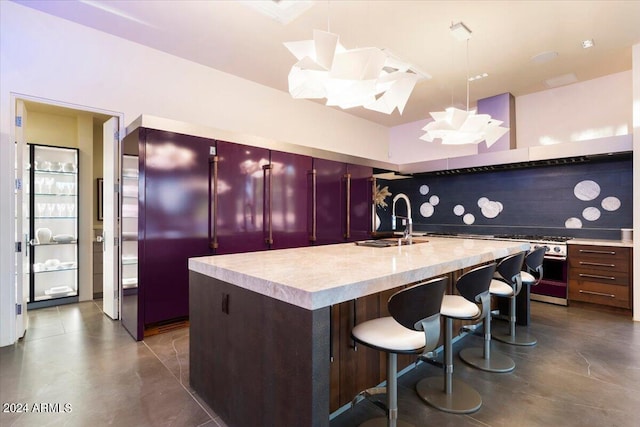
[573,180,600,201]
[453,204,465,216]
[601,196,621,211]
[463,213,475,225]
[565,217,583,228]
[582,207,601,221]
[419,184,429,195]
[420,202,435,218]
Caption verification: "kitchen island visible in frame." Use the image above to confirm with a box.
[188,237,530,427]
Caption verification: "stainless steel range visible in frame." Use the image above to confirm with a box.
[495,235,570,306]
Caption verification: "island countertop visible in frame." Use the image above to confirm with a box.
[188,237,530,310]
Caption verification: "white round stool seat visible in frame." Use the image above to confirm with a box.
[351,317,425,353]
[440,295,480,320]
[489,279,513,297]
[521,271,536,285]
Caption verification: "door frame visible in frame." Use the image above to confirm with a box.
[3,92,124,346]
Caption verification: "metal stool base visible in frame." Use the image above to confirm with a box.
[416,376,482,414]
[492,329,537,346]
[459,347,515,373]
[361,418,414,427]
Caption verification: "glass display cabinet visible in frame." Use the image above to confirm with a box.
[27,144,79,308]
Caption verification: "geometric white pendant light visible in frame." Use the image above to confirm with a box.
[285,30,429,114]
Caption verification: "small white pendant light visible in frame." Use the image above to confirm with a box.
[421,22,508,146]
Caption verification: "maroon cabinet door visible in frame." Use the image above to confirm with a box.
[313,159,373,245]
[314,158,347,245]
[269,150,313,250]
[347,163,373,242]
[215,141,270,254]
[141,129,213,326]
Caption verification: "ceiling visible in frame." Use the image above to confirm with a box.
[13,0,640,127]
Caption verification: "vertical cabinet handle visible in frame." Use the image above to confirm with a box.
[209,155,219,250]
[344,173,351,239]
[263,164,273,245]
[351,298,357,351]
[370,177,376,234]
[309,169,317,242]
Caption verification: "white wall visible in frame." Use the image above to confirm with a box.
[516,71,632,147]
[388,71,633,161]
[0,1,391,346]
[0,2,388,161]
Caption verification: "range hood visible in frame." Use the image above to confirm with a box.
[398,134,633,175]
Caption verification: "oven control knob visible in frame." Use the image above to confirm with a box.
[533,244,540,249]
[553,246,561,253]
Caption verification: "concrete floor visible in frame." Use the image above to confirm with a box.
[1,300,638,426]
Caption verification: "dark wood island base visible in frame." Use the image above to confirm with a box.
[189,271,331,427]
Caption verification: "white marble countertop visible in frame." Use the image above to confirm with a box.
[188,237,530,310]
[568,238,634,248]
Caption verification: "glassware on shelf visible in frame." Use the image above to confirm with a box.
[45,203,55,217]
[66,203,75,217]
[44,177,54,193]
[34,177,44,193]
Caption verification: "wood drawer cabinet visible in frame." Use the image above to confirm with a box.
[568,245,632,309]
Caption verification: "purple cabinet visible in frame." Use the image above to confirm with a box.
[269,150,313,250]
[347,163,374,242]
[122,126,370,340]
[214,141,269,254]
[313,158,373,245]
[214,143,313,253]
[140,129,213,326]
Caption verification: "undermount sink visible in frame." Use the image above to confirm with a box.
[355,238,429,248]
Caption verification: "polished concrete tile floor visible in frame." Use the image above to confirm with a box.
[0,301,224,427]
[1,300,638,426]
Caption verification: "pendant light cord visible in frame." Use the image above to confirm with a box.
[466,38,470,112]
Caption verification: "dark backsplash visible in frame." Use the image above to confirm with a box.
[376,156,633,240]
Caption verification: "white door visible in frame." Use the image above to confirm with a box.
[15,99,28,338]
[102,117,120,319]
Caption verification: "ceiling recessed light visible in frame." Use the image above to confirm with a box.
[582,39,595,49]
[531,51,558,64]
[544,73,578,88]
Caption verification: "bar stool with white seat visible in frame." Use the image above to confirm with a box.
[459,254,522,373]
[416,263,496,414]
[493,248,545,346]
[351,276,448,427]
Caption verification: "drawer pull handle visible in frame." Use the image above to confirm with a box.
[578,249,616,255]
[579,273,616,280]
[579,290,615,298]
[579,261,615,268]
